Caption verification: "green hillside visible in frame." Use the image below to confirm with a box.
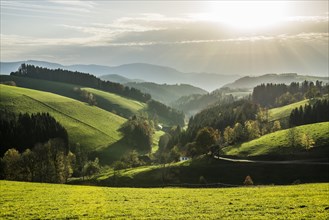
[1,181,328,219]
[0,75,147,118]
[82,88,146,117]
[0,75,183,125]
[0,84,125,151]
[268,97,328,122]
[223,122,329,157]
[268,99,310,121]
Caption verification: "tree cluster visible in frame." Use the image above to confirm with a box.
[147,100,185,126]
[1,139,74,183]
[0,110,68,156]
[171,92,235,116]
[112,150,147,171]
[252,81,328,107]
[11,64,151,103]
[156,126,183,162]
[289,99,329,127]
[73,87,97,106]
[120,116,154,153]
[186,99,260,144]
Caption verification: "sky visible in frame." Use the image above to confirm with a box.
[1,1,328,76]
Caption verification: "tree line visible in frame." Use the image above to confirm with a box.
[0,110,68,156]
[11,64,151,103]
[289,99,329,127]
[252,81,328,107]
[186,99,260,142]
[147,100,185,127]
[0,110,102,182]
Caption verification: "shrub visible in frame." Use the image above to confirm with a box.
[244,175,254,186]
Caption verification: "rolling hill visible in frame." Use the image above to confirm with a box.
[268,96,328,122]
[0,84,125,151]
[0,75,147,119]
[223,73,328,89]
[222,122,329,157]
[268,99,311,122]
[125,82,208,104]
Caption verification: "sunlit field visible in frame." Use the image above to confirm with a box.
[1,181,328,219]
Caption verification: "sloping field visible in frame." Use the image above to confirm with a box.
[82,87,146,117]
[268,99,310,121]
[0,75,147,118]
[223,122,329,156]
[0,85,126,150]
[1,180,328,219]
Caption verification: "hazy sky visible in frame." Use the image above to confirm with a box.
[1,1,328,76]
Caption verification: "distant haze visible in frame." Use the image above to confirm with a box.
[1,1,328,76]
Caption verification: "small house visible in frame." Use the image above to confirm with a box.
[179,156,190,161]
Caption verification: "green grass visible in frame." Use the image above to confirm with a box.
[0,75,82,100]
[152,130,165,153]
[0,75,147,118]
[223,122,329,156]
[0,84,125,151]
[83,87,146,117]
[268,99,310,121]
[1,180,328,219]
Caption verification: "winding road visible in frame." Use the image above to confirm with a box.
[214,156,329,165]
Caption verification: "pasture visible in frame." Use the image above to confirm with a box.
[0,84,125,150]
[223,122,329,157]
[0,181,328,219]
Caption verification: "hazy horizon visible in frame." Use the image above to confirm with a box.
[1,1,328,77]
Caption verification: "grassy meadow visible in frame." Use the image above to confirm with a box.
[0,84,125,150]
[268,99,310,121]
[223,122,329,156]
[1,75,147,118]
[83,87,146,117]
[1,181,328,219]
[268,96,328,122]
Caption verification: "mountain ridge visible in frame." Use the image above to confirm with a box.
[223,73,329,89]
[1,60,239,91]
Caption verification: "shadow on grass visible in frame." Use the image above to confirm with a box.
[94,138,132,165]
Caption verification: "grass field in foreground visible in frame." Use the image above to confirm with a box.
[223,122,329,156]
[0,84,125,150]
[1,181,328,219]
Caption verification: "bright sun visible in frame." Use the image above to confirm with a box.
[205,1,288,31]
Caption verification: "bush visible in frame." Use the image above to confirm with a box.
[244,175,254,186]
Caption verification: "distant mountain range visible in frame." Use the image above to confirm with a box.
[0,60,239,91]
[2,61,327,92]
[223,73,329,89]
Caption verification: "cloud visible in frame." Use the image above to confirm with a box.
[47,0,96,9]
[1,0,95,17]
[1,12,328,76]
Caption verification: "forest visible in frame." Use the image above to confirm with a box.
[0,110,68,156]
[252,81,328,107]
